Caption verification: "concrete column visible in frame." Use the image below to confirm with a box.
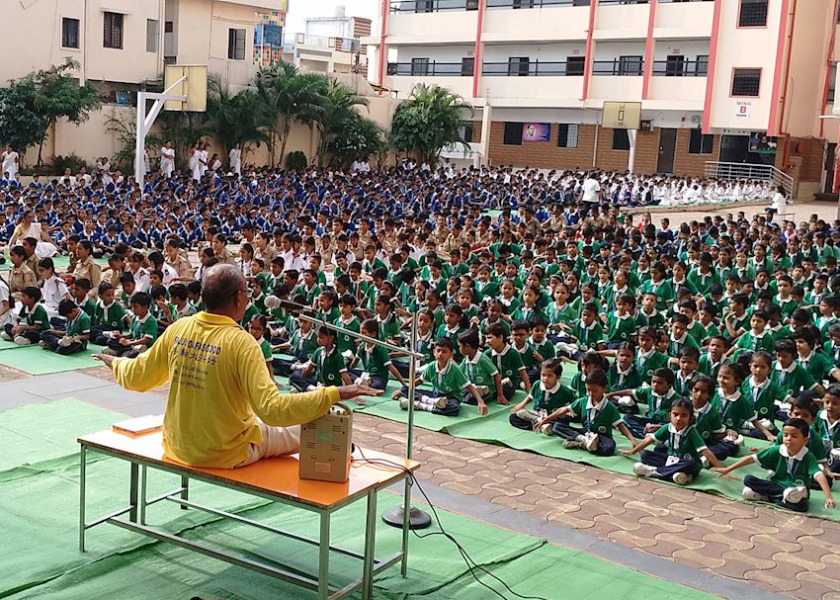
[480,104,492,167]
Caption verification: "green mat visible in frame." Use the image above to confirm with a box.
[0,343,106,374]
[0,338,22,351]
[357,396,514,432]
[0,399,717,600]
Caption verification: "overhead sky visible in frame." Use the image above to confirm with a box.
[285,0,379,34]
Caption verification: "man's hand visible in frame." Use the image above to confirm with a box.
[94,354,117,370]
[338,383,384,405]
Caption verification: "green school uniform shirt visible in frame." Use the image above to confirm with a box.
[312,345,347,386]
[667,332,700,358]
[797,351,837,383]
[529,382,575,412]
[687,320,707,345]
[635,308,666,330]
[636,349,669,383]
[530,336,556,361]
[814,410,840,458]
[377,313,402,340]
[479,317,511,340]
[673,369,697,398]
[753,444,820,489]
[774,427,826,464]
[607,364,643,392]
[289,328,318,361]
[461,352,499,390]
[698,353,724,381]
[687,268,719,297]
[130,313,158,345]
[605,311,636,343]
[715,390,755,431]
[639,279,674,311]
[76,297,96,319]
[635,387,678,422]
[649,424,708,461]
[742,376,784,421]
[775,295,799,320]
[694,401,726,442]
[571,320,603,350]
[511,305,544,324]
[95,299,127,330]
[484,345,526,388]
[566,395,623,436]
[259,338,272,360]
[20,303,49,331]
[420,359,469,396]
[547,302,576,328]
[65,311,92,349]
[735,330,776,354]
[824,340,840,365]
[239,302,260,329]
[772,362,817,399]
[335,316,360,354]
[359,343,393,379]
[474,280,499,303]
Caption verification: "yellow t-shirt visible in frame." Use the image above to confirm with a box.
[113,311,340,468]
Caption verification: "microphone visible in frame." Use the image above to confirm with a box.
[264,296,316,314]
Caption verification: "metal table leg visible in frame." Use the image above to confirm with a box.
[128,463,139,522]
[362,490,378,600]
[401,477,411,576]
[180,475,189,510]
[318,511,331,600]
[79,445,87,552]
[139,465,148,525]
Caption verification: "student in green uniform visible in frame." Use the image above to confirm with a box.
[816,386,840,478]
[272,316,318,377]
[335,293,361,359]
[633,326,670,384]
[611,368,680,438]
[396,337,485,416]
[780,397,835,489]
[2,286,49,345]
[690,375,728,461]
[248,314,273,378]
[604,294,637,348]
[674,346,700,398]
[40,299,91,355]
[606,343,643,392]
[290,325,352,391]
[71,278,96,319]
[103,292,157,358]
[351,319,407,391]
[715,418,835,513]
[567,301,603,356]
[773,339,822,404]
[731,310,776,358]
[742,351,784,438]
[484,322,531,396]
[509,358,575,432]
[667,314,700,362]
[458,329,504,406]
[699,336,728,381]
[91,282,129,345]
[622,398,724,485]
[537,369,636,456]
[795,328,840,385]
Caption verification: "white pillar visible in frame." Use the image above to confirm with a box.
[479,103,492,167]
[627,129,638,174]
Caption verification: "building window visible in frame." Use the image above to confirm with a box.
[739,0,768,27]
[665,55,685,77]
[415,0,433,13]
[512,0,535,8]
[464,124,474,143]
[566,56,585,76]
[228,28,246,60]
[731,68,761,96]
[411,57,429,76]
[146,20,159,53]
[508,57,530,77]
[62,18,80,49]
[618,55,643,76]
[165,21,174,33]
[461,57,475,77]
[103,12,124,49]
[696,55,709,76]
[612,129,630,151]
[466,0,480,9]
[503,122,523,145]
[557,124,579,148]
[829,63,837,103]
[689,129,714,154]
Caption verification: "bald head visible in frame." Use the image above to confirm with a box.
[202,264,246,312]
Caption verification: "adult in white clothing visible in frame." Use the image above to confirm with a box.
[229,143,242,176]
[766,185,787,222]
[9,210,58,258]
[188,144,201,181]
[1,146,19,181]
[160,142,175,178]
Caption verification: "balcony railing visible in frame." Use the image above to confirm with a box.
[651,58,708,77]
[388,61,471,76]
[389,0,588,13]
[592,59,644,76]
[482,60,583,76]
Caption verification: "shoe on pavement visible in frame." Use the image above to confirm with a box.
[633,463,658,478]
[742,487,767,502]
[672,472,692,485]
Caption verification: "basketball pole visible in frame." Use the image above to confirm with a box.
[134,76,188,187]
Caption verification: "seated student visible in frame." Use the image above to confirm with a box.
[635,292,666,330]
[622,398,725,485]
[667,314,700,363]
[334,293,360,360]
[150,284,176,334]
[119,272,137,309]
[606,342,643,392]
[91,282,128,345]
[699,335,728,381]
[511,320,540,383]
[730,309,776,359]
[611,367,679,438]
[741,350,784,437]
[40,299,90,355]
[479,299,511,342]
[690,375,728,463]
[350,319,406,391]
[272,315,318,377]
[373,294,403,346]
[696,304,721,346]
[713,361,776,459]
[436,303,468,353]
[395,337,486,416]
[289,325,352,391]
[772,339,822,410]
[535,368,636,455]
[458,329,504,406]
[561,301,603,357]
[715,418,835,513]
[38,257,73,324]
[816,385,840,480]
[2,286,49,345]
[603,293,637,349]
[71,278,96,319]
[767,396,834,490]
[102,292,157,358]
[723,292,752,341]
[187,280,204,312]
[248,314,273,378]
[169,283,196,320]
[795,327,840,385]
[484,322,531,397]
[629,326,668,384]
[674,346,700,398]
[509,358,575,433]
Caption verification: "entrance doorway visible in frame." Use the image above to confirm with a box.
[657,128,677,174]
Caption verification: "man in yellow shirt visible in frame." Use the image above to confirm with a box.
[96,264,380,468]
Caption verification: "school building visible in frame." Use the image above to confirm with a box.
[366,0,840,199]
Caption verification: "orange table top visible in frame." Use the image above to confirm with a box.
[79,430,419,510]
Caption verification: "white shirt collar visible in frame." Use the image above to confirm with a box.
[779,444,809,460]
[718,388,742,402]
[491,345,510,357]
[540,381,561,394]
[776,361,797,374]
[585,395,608,410]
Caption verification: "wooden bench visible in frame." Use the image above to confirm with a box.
[78,429,419,600]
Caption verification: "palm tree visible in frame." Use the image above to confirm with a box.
[315,79,369,167]
[390,84,473,167]
[255,63,327,166]
[205,76,271,162]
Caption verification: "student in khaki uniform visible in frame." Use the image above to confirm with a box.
[73,240,102,298]
[8,246,36,299]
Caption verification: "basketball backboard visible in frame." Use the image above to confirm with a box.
[164,65,208,112]
[602,101,642,130]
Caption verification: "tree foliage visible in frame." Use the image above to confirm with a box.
[326,113,386,168]
[390,84,472,166]
[0,58,100,167]
[315,79,368,166]
[205,76,271,161]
